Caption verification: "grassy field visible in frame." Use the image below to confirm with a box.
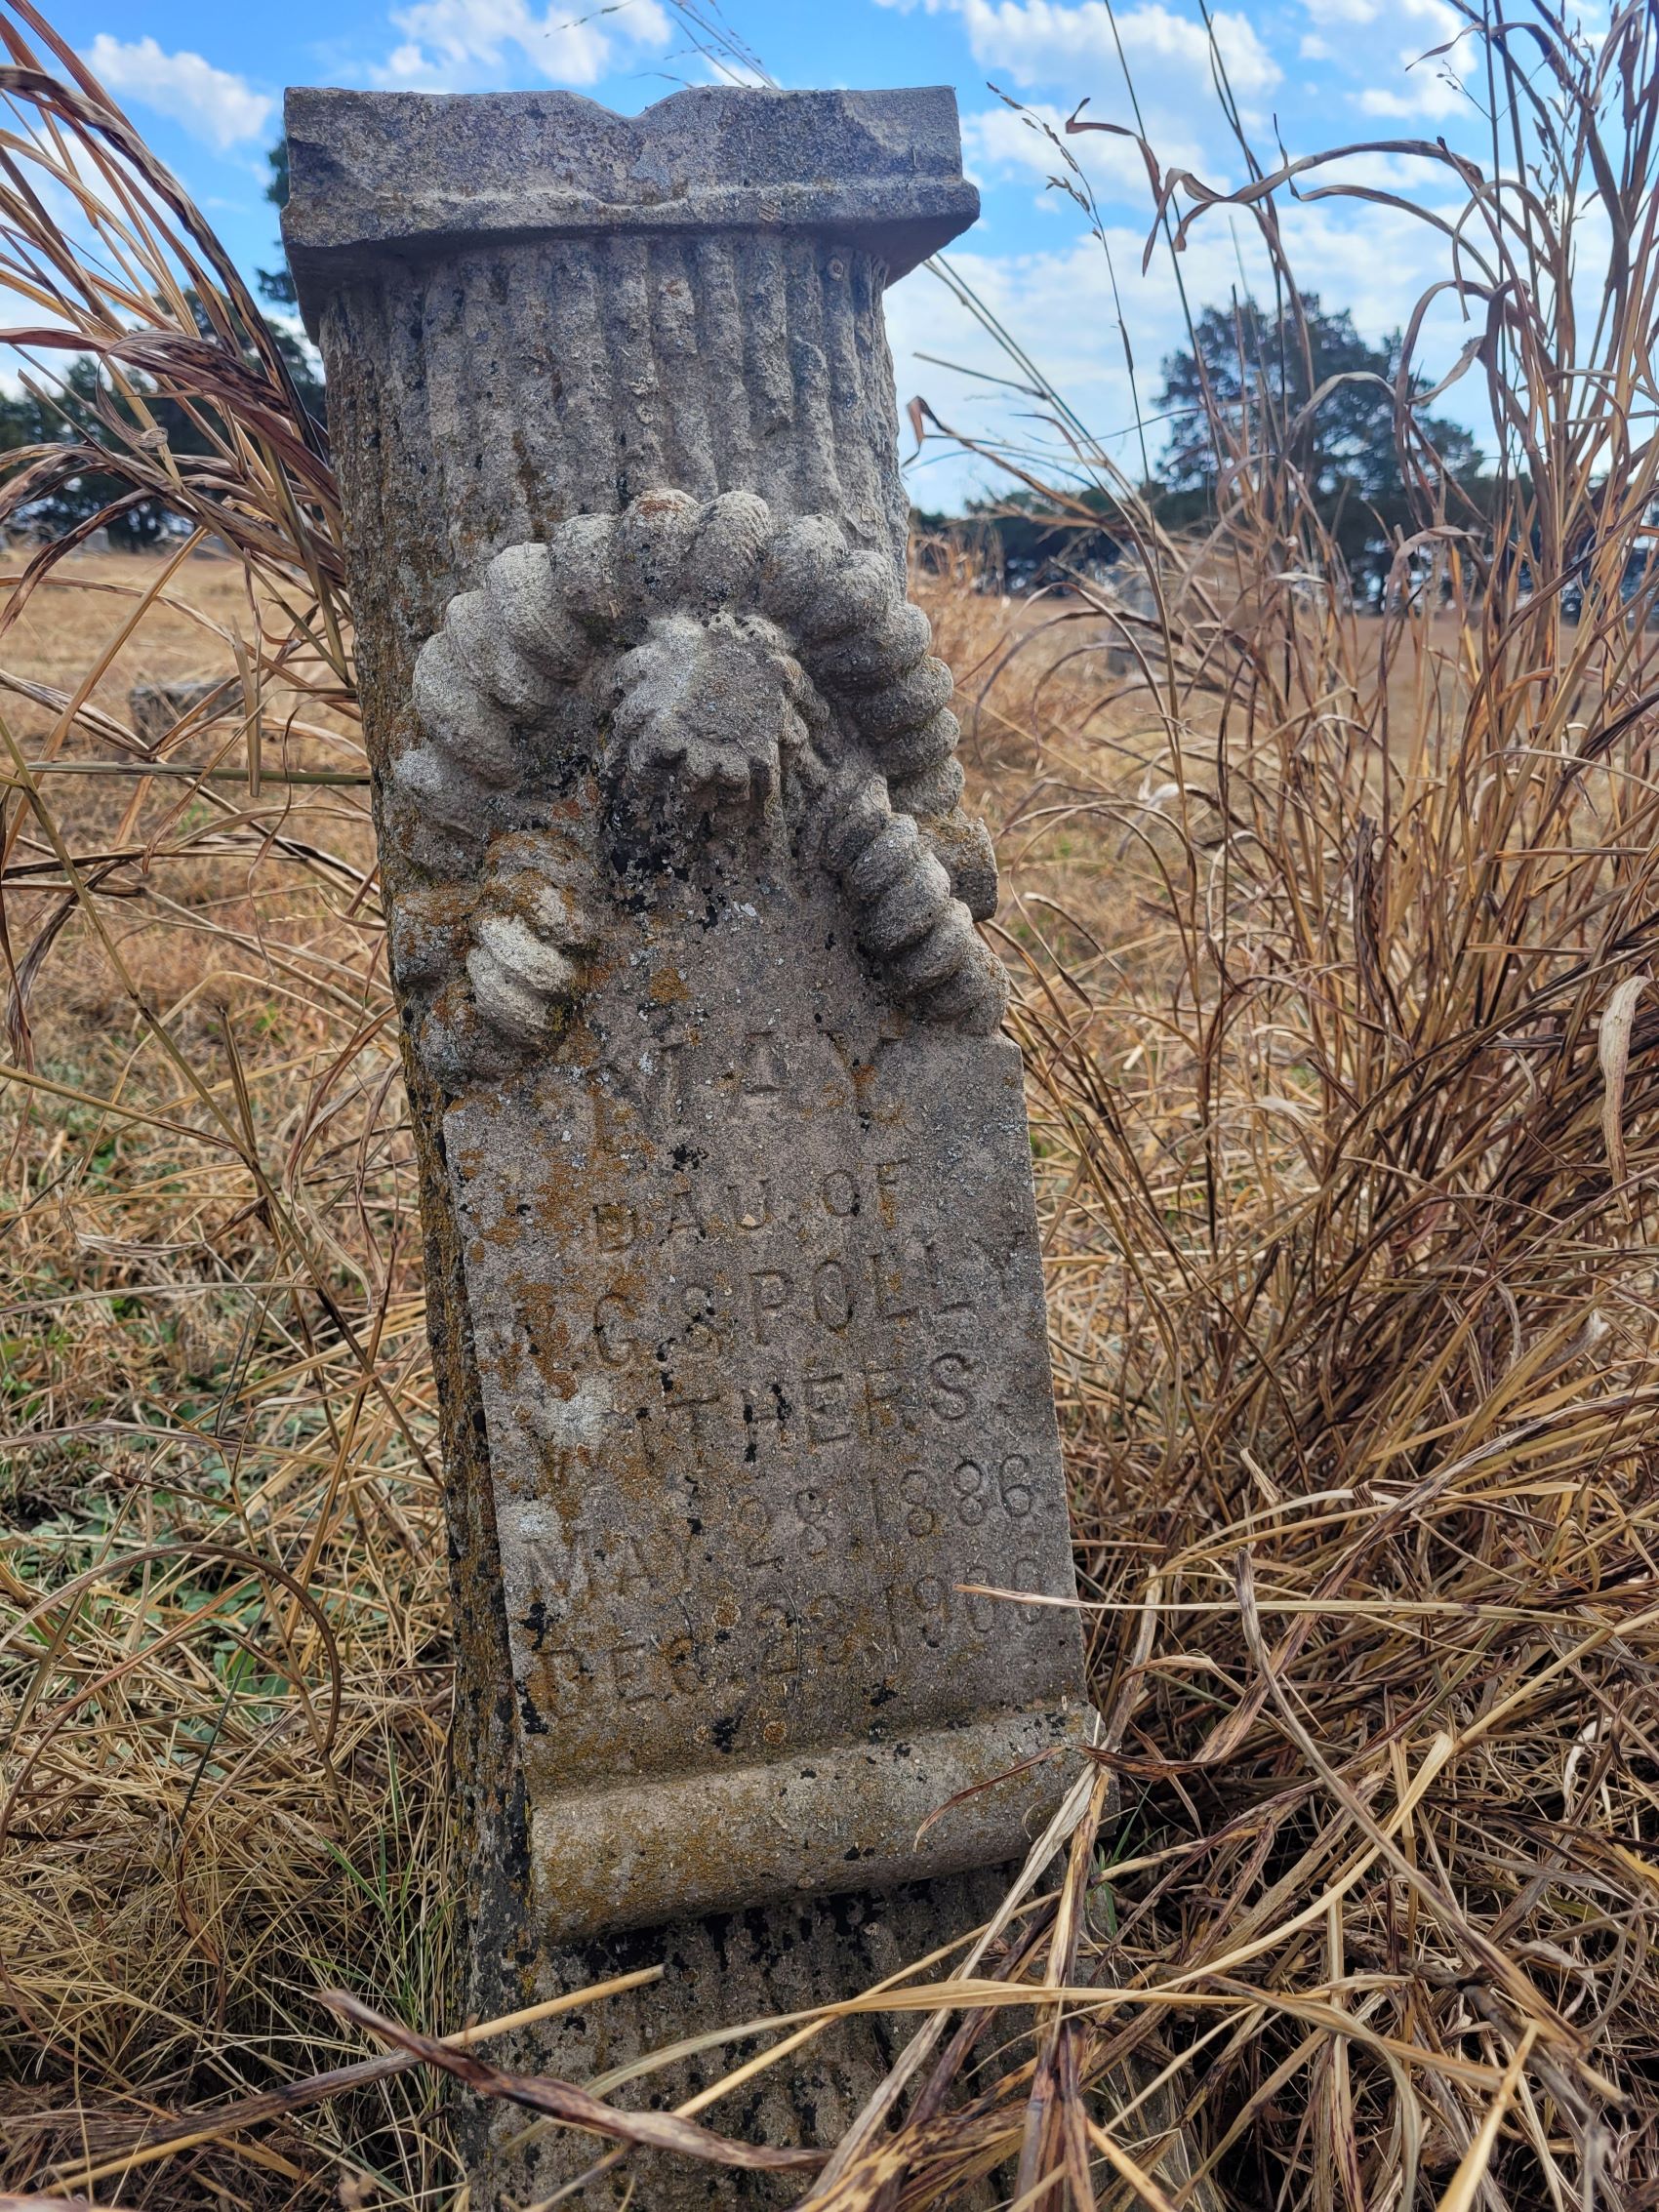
[5,1,1659,2205]
[0,548,452,2200]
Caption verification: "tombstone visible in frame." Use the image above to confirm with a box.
[130,674,232,746]
[284,85,1096,2202]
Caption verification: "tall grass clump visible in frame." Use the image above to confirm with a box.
[0,6,455,2203]
[2,0,1659,2205]
[895,4,1659,2201]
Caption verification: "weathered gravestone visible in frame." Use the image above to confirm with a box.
[130,674,234,747]
[285,84,1096,2201]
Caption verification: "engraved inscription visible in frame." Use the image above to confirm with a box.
[453,958,1083,1792]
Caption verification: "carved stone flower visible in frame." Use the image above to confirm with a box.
[606,610,820,823]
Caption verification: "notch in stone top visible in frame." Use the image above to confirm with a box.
[282,83,980,334]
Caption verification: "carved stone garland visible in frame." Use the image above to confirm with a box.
[385,488,1008,1086]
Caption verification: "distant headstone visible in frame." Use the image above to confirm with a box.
[285,83,1094,2201]
[130,675,231,746]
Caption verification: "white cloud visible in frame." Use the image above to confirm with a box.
[86,34,271,152]
[1293,0,1475,122]
[961,101,1070,185]
[1358,69,1475,120]
[377,0,670,88]
[960,101,1189,203]
[878,0,1280,104]
[904,1,1276,222]
[1299,0,1452,22]
[1315,148,1445,190]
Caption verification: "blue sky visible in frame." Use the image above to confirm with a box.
[46,0,1549,506]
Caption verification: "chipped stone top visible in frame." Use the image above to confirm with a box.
[282,84,979,332]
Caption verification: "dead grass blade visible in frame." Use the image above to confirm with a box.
[320,1992,827,2175]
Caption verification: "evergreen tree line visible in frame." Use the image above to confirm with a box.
[918,292,1488,602]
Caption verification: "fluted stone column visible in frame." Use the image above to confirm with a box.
[285,87,1094,2205]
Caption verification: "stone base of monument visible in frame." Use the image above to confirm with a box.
[473,1872,1012,2207]
[466,1868,1217,2209]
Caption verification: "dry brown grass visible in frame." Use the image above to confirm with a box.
[0,545,452,2204]
[915,560,1659,2207]
[4,0,1659,2206]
